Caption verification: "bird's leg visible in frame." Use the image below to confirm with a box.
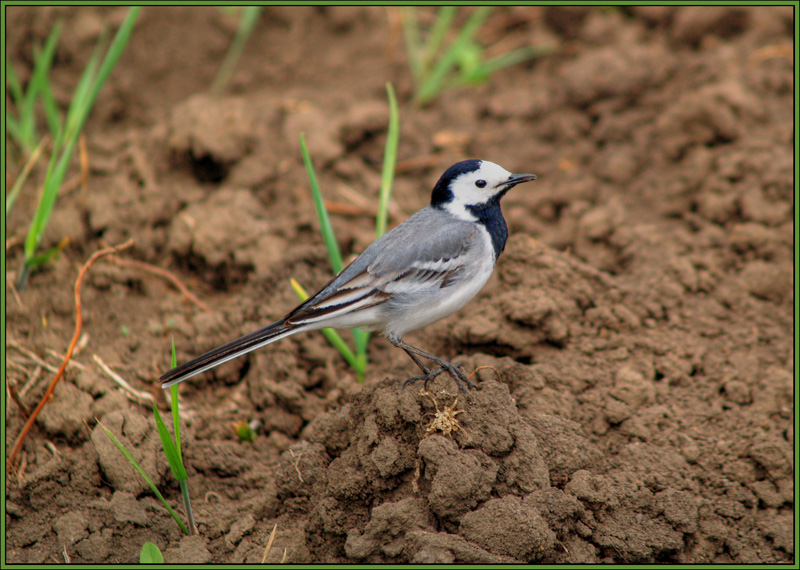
[389,337,477,392]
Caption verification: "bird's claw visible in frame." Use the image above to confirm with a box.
[403,362,477,393]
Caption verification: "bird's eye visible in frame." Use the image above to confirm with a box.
[475,179,487,188]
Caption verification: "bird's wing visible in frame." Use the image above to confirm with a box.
[286,208,481,326]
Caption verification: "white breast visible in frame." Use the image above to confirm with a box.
[381,226,496,339]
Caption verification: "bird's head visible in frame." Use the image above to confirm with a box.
[430,159,536,220]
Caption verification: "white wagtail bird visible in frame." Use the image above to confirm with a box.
[160,160,535,392]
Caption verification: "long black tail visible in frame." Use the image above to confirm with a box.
[160,318,296,388]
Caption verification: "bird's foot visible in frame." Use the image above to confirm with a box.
[403,362,476,393]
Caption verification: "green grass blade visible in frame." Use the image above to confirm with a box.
[416,7,492,105]
[354,346,368,384]
[6,54,24,108]
[299,133,344,274]
[401,7,422,84]
[326,329,362,376]
[421,7,456,77]
[179,480,197,535]
[21,21,63,151]
[169,338,182,461]
[20,145,60,274]
[451,7,494,53]
[164,340,195,534]
[6,54,27,150]
[64,47,100,135]
[349,81,401,378]
[39,75,63,138]
[470,45,552,82]
[81,7,140,118]
[25,239,68,267]
[5,114,23,149]
[97,420,189,535]
[22,143,70,265]
[211,6,262,95]
[351,327,369,372]
[26,21,66,141]
[290,278,361,372]
[62,34,105,144]
[153,404,188,482]
[170,385,182,458]
[375,82,399,239]
[21,7,140,277]
[140,542,164,563]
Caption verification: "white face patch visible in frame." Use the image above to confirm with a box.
[442,160,514,220]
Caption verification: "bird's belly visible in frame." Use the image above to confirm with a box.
[382,257,495,339]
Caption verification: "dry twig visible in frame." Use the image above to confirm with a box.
[6,377,30,418]
[289,448,305,483]
[6,273,25,309]
[468,365,501,382]
[20,365,44,398]
[748,43,793,65]
[8,240,134,471]
[93,354,155,406]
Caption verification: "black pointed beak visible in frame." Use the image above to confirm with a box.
[503,173,537,188]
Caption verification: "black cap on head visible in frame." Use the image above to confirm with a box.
[430,160,482,207]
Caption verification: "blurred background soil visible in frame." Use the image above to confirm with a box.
[4,5,794,563]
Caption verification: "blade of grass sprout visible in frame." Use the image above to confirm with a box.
[400,7,422,84]
[421,7,456,78]
[21,7,140,284]
[61,33,105,145]
[416,7,492,106]
[299,133,344,274]
[29,22,63,142]
[453,42,484,83]
[20,22,62,151]
[179,480,197,535]
[153,401,196,534]
[211,6,262,95]
[416,7,492,105]
[468,45,552,83]
[25,236,69,267]
[6,135,48,216]
[153,404,187,482]
[352,326,369,374]
[351,324,369,367]
[6,114,23,146]
[16,144,60,288]
[39,70,63,139]
[6,55,27,149]
[351,82,401,369]
[97,420,189,535]
[21,24,105,259]
[290,278,362,375]
[375,83,399,239]
[6,54,24,108]
[140,542,164,564]
[169,338,181,460]
[170,385,182,456]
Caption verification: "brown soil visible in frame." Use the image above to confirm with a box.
[5,6,794,564]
